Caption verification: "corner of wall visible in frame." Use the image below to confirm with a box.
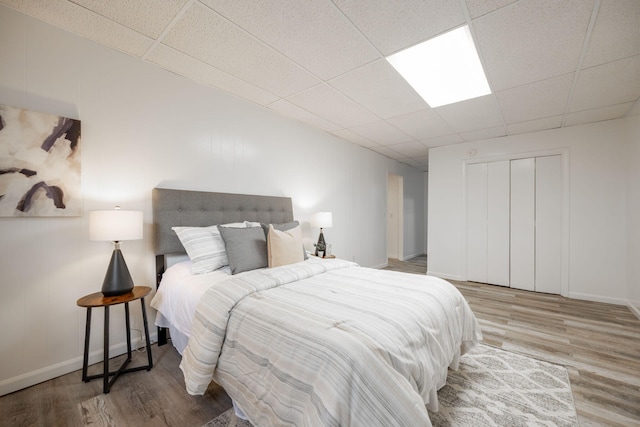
[625,113,640,316]
[628,300,640,322]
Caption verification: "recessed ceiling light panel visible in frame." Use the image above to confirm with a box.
[386,25,491,108]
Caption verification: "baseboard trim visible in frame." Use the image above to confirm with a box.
[568,292,627,306]
[0,332,157,397]
[628,300,640,321]
[401,252,423,261]
[427,271,462,281]
[372,261,389,269]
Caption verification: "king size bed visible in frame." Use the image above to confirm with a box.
[150,188,482,427]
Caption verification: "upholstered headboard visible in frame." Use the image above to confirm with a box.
[152,188,294,345]
[153,188,294,256]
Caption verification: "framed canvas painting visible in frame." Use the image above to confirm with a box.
[0,104,81,217]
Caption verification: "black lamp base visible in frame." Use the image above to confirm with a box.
[102,247,134,297]
[314,229,327,257]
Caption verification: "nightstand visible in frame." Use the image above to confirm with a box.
[77,286,153,393]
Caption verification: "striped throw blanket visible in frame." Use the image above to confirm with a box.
[180,259,481,427]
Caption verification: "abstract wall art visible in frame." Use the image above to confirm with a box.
[0,104,81,217]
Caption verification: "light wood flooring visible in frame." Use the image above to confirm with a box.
[2,256,639,426]
[387,255,640,427]
[0,343,231,426]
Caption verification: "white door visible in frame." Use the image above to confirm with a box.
[487,161,510,286]
[535,155,562,294]
[466,161,509,286]
[510,158,535,291]
[466,156,563,294]
[466,163,488,283]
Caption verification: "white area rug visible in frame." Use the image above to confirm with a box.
[428,344,578,426]
[203,344,578,427]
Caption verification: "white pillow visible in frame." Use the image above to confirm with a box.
[267,224,304,268]
[172,222,245,274]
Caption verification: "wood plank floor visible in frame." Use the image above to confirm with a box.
[387,255,640,427]
[0,343,231,427]
[2,256,639,426]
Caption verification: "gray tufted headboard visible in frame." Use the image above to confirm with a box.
[152,188,293,345]
[153,188,294,256]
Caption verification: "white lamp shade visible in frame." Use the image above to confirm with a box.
[89,209,143,242]
[311,211,333,229]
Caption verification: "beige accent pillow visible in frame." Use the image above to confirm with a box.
[267,224,304,268]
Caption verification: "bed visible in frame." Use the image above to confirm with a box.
[150,188,482,427]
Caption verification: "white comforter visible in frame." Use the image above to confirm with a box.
[180,259,481,427]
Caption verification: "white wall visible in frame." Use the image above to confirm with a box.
[626,110,640,318]
[0,6,425,395]
[424,172,429,257]
[428,120,630,305]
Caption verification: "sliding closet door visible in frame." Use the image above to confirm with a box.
[535,155,562,294]
[487,161,510,286]
[510,158,535,291]
[466,163,488,283]
[467,155,563,293]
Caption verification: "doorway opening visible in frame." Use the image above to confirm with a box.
[387,173,403,261]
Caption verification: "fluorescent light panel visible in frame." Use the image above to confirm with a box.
[387,25,491,108]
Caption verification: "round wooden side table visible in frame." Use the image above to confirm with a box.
[77,286,153,393]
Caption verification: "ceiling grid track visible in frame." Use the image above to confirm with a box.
[142,0,198,60]
[561,0,601,127]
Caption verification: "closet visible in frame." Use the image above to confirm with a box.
[466,155,562,294]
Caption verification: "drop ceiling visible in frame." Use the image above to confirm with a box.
[2,0,639,171]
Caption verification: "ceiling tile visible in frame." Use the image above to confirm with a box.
[333,0,465,55]
[385,141,429,157]
[332,129,379,148]
[268,99,342,132]
[146,44,278,106]
[329,59,428,119]
[459,125,507,141]
[628,100,640,116]
[200,0,379,80]
[368,145,405,160]
[496,74,574,124]
[412,154,429,163]
[570,55,640,112]
[420,134,463,148]
[465,0,517,19]
[565,102,635,127]
[347,120,412,145]
[161,2,320,98]
[1,0,153,57]
[387,109,454,140]
[286,84,379,129]
[435,95,504,132]
[506,116,563,135]
[70,0,188,38]
[397,157,426,168]
[582,0,640,68]
[473,0,594,91]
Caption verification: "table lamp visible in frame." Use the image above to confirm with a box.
[311,211,332,257]
[90,207,143,296]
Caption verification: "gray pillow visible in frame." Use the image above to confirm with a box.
[218,226,268,274]
[260,220,299,236]
[261,221,307,260]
